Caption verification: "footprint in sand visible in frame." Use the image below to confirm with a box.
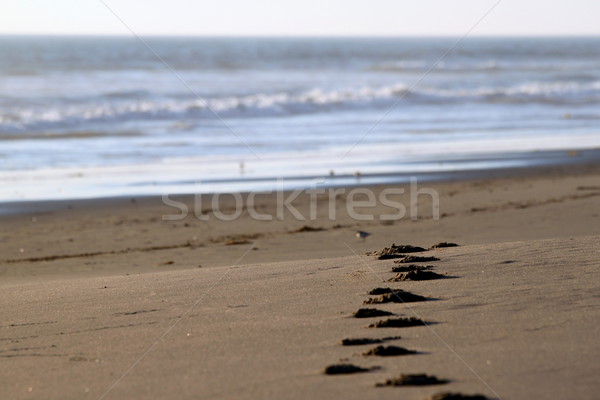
[375,373,449,387]
[395,255,440,263]
[362,345,417,356]
[323,364,378,375]
[430,242,459,249]
[341,336,401,346]
[369,317,426,328]
[391,264,434,273]
[388,270,446,281]
[353,308,395,318]
[364,289,429,304]
[367,244,428,260]
[368,287,401,295]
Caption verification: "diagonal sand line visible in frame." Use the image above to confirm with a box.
[96,243,257,400]
[97,0,261,160]
[343,242,503,400]
[2,242,194,264]
[339,0,503,159]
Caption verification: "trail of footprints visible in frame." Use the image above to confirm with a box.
[323,242,489,400]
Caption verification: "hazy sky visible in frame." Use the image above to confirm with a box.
[2,0,599,36]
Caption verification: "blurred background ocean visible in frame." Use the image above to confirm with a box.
[1,36,599,201]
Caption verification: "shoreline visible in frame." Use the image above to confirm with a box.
[2,147,600,208]
[2,147,600,216]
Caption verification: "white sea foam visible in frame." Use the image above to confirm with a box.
[2,80,599,133]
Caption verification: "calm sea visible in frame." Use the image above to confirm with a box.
[1,36,599,201]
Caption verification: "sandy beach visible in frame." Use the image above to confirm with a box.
[2,6,600,400]
[1,162,600,399]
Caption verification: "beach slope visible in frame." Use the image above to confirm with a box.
[1,236,599,400]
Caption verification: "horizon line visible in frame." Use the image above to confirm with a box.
[1,32,599,39]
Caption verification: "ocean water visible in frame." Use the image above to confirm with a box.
[1,36,599,201]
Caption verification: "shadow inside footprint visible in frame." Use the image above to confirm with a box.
[365,290,428,304]
[430,242,459,249]
[323,364,375,375]
[427,392,488,400]
[395,256,440,264]
[376,373,449,387]
[369,317,426,328]
[363,345,417,356]
[353,308,395,318]
[391,264,433,273]
[341,336,401,346]
[377,254,406,260]
[389,270,448,281]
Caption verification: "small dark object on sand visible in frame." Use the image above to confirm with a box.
[427,392,488,400]
[376,373,449,387]
[363,345,416,356]
[323,364,371,375]
[365,290,428,304]
[430,242,459,249]
[353,308,394,318]
[391,264,432,273]
[389,270,445,281]
[341,336,401,346]
[356,230,371,240]
[395,255,440,264]
[369,317,425,328]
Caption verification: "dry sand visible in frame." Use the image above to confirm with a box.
[1,237,599,399]
[1,164,599,399]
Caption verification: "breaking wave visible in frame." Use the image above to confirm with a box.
[1,80,599,133]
